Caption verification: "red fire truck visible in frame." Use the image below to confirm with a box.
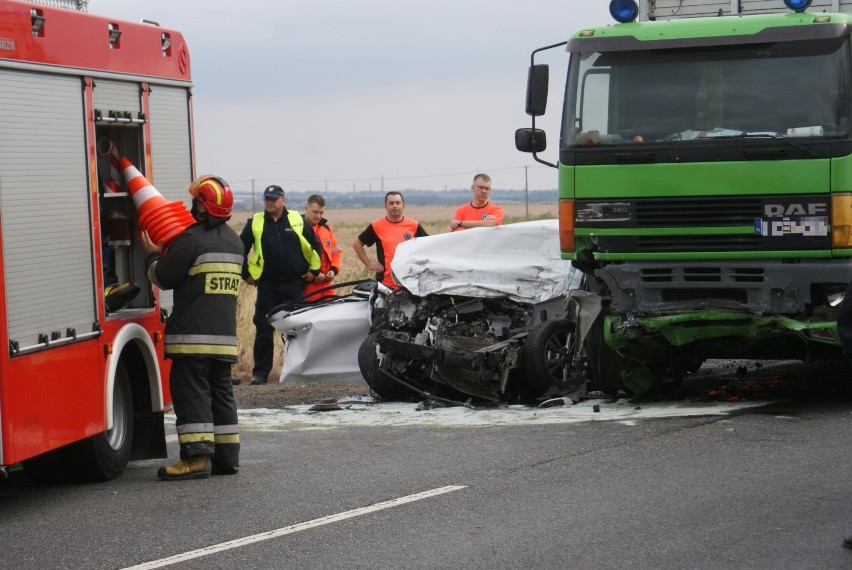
[0,0,196,481]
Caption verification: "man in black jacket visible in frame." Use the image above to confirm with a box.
[141,175,244,480]
[240,185,320,385]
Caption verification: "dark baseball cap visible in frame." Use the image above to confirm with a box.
[263,185,285,199]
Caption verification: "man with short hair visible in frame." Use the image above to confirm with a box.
[240,185,321,385]
[450,173,504,231]
[353,191,427,289]
[303,194,342,302]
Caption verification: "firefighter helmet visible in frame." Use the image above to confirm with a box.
[188,175,233,219]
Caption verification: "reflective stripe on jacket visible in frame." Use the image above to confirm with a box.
[145,223,244,361]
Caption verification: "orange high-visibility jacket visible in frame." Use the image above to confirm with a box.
[304,218,342,300]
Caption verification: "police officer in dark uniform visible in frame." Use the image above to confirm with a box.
[141,175,244,480]
[240,185,321,385]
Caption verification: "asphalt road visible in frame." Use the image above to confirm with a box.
[1,361,851,570]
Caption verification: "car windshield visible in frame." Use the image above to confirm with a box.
[565,36,851,146]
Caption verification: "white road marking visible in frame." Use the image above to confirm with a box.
[121,485,466,569]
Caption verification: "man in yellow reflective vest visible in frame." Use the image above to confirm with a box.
[240,185,321,385]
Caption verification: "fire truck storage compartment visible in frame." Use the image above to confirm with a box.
[94,79,147,313]
[93,80,195,317]
[146,84,194,316]
[0,68,97,354]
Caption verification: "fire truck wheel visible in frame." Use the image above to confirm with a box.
[70,362,135,482]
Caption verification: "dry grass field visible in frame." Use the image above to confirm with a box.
[229,201,557,381]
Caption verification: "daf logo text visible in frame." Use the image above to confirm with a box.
[764,203,827,217]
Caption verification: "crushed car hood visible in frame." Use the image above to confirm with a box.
[392,219,580,303]
[268,219,580,385]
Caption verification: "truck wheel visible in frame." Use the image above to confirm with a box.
[585,317,632,395]
[520,319,576,398]
[358,331,415,401]
[70,362,135,482]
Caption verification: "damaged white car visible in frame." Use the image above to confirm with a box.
[268,220,583,404]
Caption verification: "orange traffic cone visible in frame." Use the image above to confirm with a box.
[97,139,123,193]
[120,157,195,249]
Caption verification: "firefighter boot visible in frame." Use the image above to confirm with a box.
[156,456,212,481]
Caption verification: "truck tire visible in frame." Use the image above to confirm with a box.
[358,331,415,401]
[585,317,632,395]
[69,362,135,481]
[520,319,576,399]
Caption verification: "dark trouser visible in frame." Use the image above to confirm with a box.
[252,278,305,379]
[838,282,852,362]
[170,358,240,468]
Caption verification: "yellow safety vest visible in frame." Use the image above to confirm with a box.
[247,211,320,280]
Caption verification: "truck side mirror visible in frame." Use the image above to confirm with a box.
[526,64,550,117]
[515,128,547,153]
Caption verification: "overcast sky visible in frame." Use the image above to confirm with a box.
[89,1,612,194]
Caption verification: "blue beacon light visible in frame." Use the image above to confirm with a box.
[609,0,639,23]
[783,0,813,12]
[608,0,812,20]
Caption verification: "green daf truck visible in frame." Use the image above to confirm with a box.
[516,0,852,394]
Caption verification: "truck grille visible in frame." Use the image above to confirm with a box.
[641,266,765,284]
[661,288,748,304]
[636,197,762,227]
[637,235,764,252]
[641,266,762,306]
[579,195,831,253]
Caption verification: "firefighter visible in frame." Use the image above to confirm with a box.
[240,185,321,385]
[141,175,244,480]
[302,194,342,302]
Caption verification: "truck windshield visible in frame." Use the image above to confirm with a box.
[565,36,851,147]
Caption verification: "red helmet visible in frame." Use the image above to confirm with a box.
[188,175,233,219]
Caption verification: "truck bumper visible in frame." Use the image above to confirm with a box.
[595,259,852,316]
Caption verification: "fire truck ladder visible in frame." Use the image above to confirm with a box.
[29,0,87,11]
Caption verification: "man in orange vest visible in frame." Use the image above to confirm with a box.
[449,173,504,232]
[303,194,342,301]
[353,191,427,289]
